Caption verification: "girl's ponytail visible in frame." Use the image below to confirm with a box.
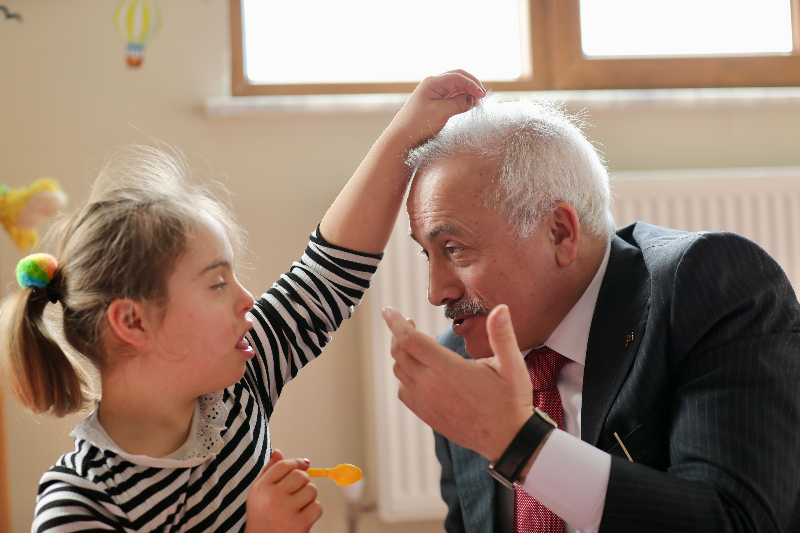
[0,256,92,417]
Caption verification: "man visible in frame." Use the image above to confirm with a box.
[382,98,800,533]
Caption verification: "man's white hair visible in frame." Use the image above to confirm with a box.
[407,96,615,239]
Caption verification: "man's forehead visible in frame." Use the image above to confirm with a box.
[408,155,499,210]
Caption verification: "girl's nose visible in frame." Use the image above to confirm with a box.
[237,282,255,314]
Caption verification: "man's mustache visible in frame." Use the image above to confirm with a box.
[443,296,490,320]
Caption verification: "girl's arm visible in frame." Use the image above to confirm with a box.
[318,70,485,255]
[246,72,485,412]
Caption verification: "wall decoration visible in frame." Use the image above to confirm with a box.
[0,179,67,252]
[0,5,22,22]
[113,0,162,68]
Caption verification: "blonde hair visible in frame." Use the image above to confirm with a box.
[0,146,246,417]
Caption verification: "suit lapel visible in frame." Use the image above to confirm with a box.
[581,234,650,447]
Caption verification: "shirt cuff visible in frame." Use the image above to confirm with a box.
[521,429,611,533]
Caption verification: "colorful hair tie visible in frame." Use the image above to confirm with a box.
[16,254,60,303]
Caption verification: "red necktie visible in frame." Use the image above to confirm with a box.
[514,346,567,533]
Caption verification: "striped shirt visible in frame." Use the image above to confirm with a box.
[32,229,381,533]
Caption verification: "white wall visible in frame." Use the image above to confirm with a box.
[1,1,800,532]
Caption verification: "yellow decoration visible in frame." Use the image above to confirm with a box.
[113,0,162,68]
[0,178,67,252]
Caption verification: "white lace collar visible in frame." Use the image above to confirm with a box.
[70,390,229,469]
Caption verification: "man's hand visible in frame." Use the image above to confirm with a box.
[245,449,322,533]
[383,304,534,462]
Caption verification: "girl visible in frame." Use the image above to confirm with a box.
[0,71,485,533]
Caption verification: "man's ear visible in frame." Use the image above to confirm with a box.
[106,299,149,347]
[549,202,581,268]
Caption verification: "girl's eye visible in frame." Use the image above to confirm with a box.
[212,281,229,290]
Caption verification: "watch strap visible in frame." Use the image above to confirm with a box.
[487,408,557,489]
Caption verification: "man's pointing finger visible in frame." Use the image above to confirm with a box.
[382,307,413,340]
[383,307,435,354]
[383,307,462,370]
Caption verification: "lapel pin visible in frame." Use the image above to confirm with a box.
[625,332,634,346]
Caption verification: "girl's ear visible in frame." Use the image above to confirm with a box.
[106,299,149,347]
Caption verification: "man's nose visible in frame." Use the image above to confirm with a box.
[427,259,463,307]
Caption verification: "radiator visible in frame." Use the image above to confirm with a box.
[368,166,800,522]
[610,167,800,286]
[369,209,451,522]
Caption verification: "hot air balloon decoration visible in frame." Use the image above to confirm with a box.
[113,0,162,68]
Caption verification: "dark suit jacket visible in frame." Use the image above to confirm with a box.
[434,222,800,533]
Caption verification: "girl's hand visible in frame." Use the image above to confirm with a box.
[245,449,322,533]
[388,69,487,150]
[318,69,485,254]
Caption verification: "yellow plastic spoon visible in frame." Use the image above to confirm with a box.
[307,464,363,486]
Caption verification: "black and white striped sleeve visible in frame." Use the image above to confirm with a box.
[32,470,124,532]
[245,227,381,417]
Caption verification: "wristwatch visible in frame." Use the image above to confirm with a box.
[487,408,557,489]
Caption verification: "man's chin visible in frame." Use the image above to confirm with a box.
[451,315,493,358]
[460,335,494,360]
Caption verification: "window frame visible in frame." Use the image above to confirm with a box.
[229,0,800,96]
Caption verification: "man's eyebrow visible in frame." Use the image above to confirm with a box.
[425,222,458,242]
[199,259,230,275]
[407,222,459,244]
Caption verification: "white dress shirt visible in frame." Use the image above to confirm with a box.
[519,240,612,533]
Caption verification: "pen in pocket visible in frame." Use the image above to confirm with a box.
[613,432,634,462]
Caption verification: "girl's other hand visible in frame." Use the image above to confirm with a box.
[390,69,487,149]
[245,449,322,533]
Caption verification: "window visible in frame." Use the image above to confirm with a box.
[580,0,793,57]
[229,0,800,95]
[241,0,526,85]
